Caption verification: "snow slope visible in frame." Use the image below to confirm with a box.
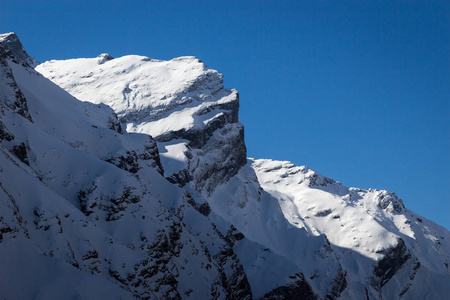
[1,32,449,299]
[251,158,450,299]
[0,33,252,299]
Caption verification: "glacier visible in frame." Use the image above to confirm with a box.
[0,32,449,299]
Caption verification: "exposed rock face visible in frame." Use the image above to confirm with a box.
[261,274,317,300]
[37,54,247,195]
[373,239,411,289]
[104,137,163,175]
[1,33,450,300]
[375,190,405,214]
[188,122,247,194]
[0,121,14,142]
[0,32,39,68]
[0,41,33,121]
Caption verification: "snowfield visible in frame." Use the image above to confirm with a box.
[0,32,449,299]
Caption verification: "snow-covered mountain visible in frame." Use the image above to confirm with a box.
[1,32,449,299]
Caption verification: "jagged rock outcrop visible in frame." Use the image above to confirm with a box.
[375,190,405,214]
[0,32,38,68]
[373,239,411,289]
[0,37,33,121]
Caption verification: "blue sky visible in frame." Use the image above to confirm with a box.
[1,1,449,230]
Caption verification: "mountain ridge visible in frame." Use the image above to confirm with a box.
[0,33,449,299]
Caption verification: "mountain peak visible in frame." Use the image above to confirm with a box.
[0,32,17,41]
[0,32,39,67]
[1,33,450,300]
[96,53,114,64]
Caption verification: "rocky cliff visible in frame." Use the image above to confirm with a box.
[1,32,449,299]
[37,53,246,195]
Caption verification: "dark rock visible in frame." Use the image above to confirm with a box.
[376,191,405,214]
[105,152,141,173]
[0,32,38,68]
[233,232,245,241]
[0,48,33,122]
[155,102,238,149]
[97,53,114,65]
[0,121,14,142]
[78,185,98,217]
[0,224,13,242]
[82,250,99,260]
[185,192,211,217]
[373,239,411,289]
[166,169,192,187]
[105,138,163,175]
[191,123,247,195]
[11,143,29,165]
[107,115,123,134]
[315,209,332,217]
[261,273,318,300]
[398,260,421,298]
[306,172,336,188]
[213,247,253,300]
[207,225,253,299]
[325,268,347,300]
[106,187,141,221]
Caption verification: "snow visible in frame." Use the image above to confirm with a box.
[0,238,132,300]
[208,164,344,298]
[0,32,15,42]
[36,55,237,140]
[158,140,190,176]
[250,158,450,298]
[252,159,401,258]
[2,34,449,299]
[37,50,246,198]
[0,47,248,299]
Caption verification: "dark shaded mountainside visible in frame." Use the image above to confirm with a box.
[0,32,449,299]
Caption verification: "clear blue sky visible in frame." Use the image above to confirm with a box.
[1,1,449,230]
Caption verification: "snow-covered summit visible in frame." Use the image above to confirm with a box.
[37,53,246,195]
[1,33,449,299]
[37,54,235,138]
[251,158,450,298]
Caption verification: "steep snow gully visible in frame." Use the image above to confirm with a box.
[0,32,449,299]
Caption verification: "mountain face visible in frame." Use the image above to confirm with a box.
[37,53,246,195]
[1,32,449,299]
